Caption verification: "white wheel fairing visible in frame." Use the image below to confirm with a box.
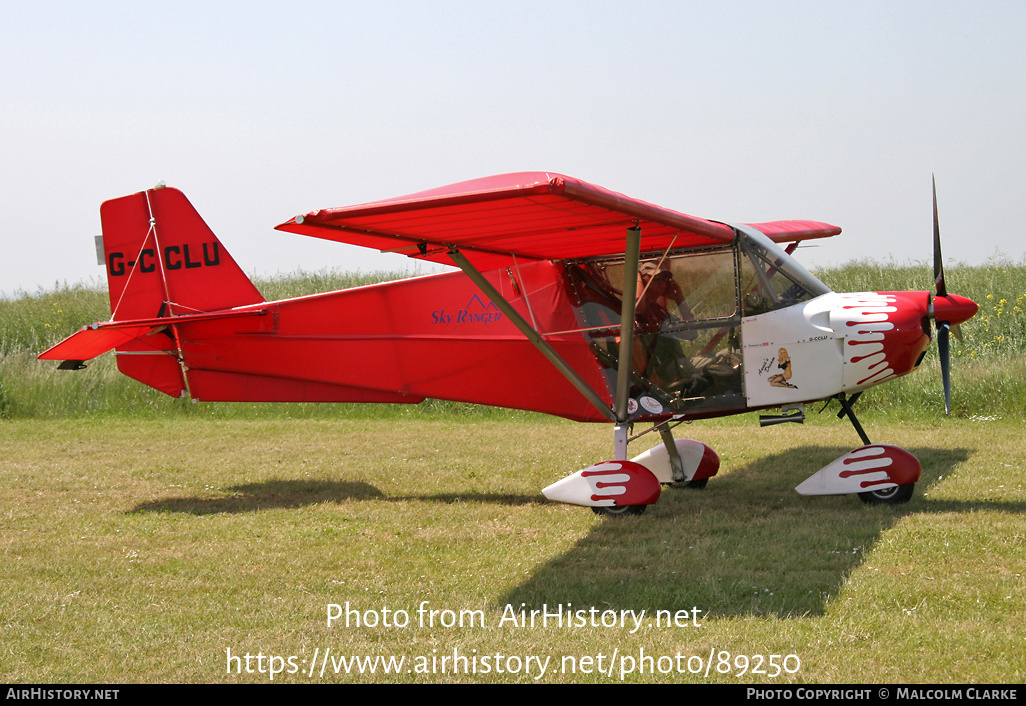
[795,445,921,496]
[629,439,719,484]
[542,460,661,508]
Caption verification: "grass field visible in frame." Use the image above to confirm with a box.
[2,416,1023,683]
[1,265,1025,683]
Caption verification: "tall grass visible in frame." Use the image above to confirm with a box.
[255,268,418,302]
[3,262,1025,420]
[0,283,111,356]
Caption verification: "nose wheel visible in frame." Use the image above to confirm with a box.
[591,504,647,517]
[858,484,915,505]
[669,478,708,490]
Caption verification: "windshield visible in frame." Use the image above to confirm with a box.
[736,225,831,315]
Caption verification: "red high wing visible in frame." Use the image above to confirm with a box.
[277,172,839,268]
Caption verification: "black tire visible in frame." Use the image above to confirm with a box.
[591,504,647,517]
[858,483,914,505]
[670,477,708,490]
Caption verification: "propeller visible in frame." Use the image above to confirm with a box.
[933,176,946,298]
[932,176,953,415]
[928,176,977,415]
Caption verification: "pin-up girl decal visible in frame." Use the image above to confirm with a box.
[768,348,797,389]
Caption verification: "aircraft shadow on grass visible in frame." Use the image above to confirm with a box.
[127,443,1022,619]
[497,444,1025,619]
[129,479,386,515]
[128,479,538,515]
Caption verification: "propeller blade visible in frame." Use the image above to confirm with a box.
[933,175,947,297]
[938,320,951,415]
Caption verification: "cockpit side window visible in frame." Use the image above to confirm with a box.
[566,245,745,415]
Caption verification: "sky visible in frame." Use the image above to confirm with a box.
[2,1,1024,297]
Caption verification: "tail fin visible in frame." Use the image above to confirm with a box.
[101,186,264,320]
[41,186,264,398]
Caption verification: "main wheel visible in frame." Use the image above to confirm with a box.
[591,504,647,517]
[670,477,708,490]
[858,483,914,505]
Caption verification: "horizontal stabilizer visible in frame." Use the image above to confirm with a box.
[38,309,266,363]
[39,324,168,362]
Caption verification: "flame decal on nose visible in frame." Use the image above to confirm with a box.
[831,291,932,391]
[839,293,899,387]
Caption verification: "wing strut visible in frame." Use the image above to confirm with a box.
[612,225,642,460]
[614,226,641,422]
[446,249,616,422]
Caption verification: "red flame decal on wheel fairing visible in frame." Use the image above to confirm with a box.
[581,461,661,506]
[838,445,921,490]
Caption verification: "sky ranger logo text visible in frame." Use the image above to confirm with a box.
[431,294,503,329]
